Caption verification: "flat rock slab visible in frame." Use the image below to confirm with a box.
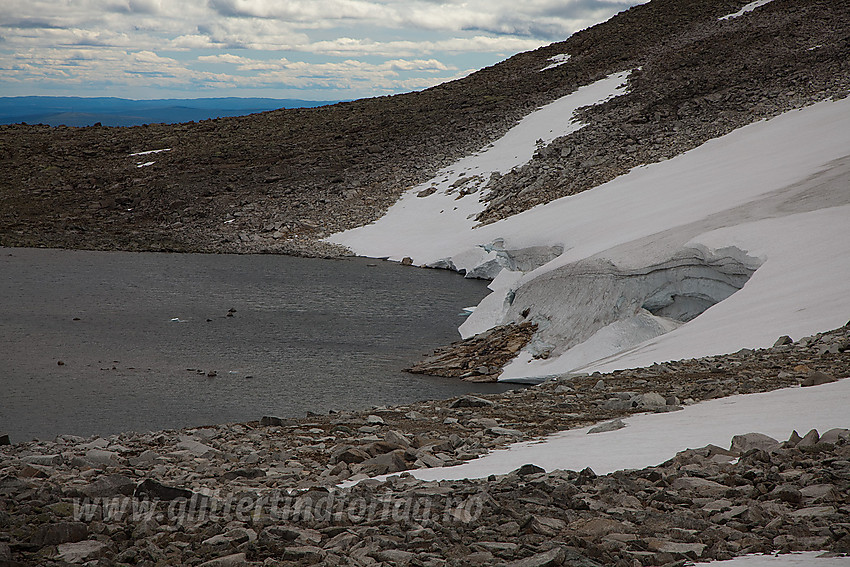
[672,476,729,497]
[588,419,626,434]
[197,553,249,567]
[56,540,107,564]
[646,539,706,557]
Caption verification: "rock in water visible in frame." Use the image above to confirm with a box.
[260,415,284,426]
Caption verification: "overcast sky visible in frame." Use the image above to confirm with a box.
[1,0,644,101]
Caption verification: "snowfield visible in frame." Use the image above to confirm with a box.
[327,73,850,566]
[329,87,850,383]
[407,378,850,482]
[329,83,850,533]
[329,70,632,275]
[699,552,849,566]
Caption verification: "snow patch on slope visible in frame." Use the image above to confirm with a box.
[540,53,571,71]
[719,0,776,20]
[328,70,631,272]
[408,378,850,481]
[330,91,850,382]
[129,148,171,156]
[703,552,850,566]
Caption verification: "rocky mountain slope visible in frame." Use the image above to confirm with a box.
[2,0,847,255]
[477,0,850,222]
[2,2,849,565]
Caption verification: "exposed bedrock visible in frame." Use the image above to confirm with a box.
[501,245,761,364]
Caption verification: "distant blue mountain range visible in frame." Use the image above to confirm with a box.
[0,96,342,127]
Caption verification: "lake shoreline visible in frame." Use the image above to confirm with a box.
[0,247,515,443]
[2,324,848,565]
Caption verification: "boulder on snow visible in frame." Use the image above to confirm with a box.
[588,419,626,434]
[800,371,837,387]
[820,428,850,444]
[730,432,780,454]
[633,392,667,408]
[513,463,545,477]
[797,428,821,448]
[358,450,407,475]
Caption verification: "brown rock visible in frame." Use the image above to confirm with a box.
[570,518,630,537]
[31,522,88,547]
[505,547,566,567]
[646,539,706,558]
[333,447,371,464]
[359,450,407,475]
[18,464,48,479]
[82,474,135,497]
[198,553,249,567]
[800,371,837,387]
[530,516,566,536]
[56,540,107,564]
[796,428,821,447]
[671,476,728,497]
[730,432,780,454]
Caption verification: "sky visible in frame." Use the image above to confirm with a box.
[0,0,644,101]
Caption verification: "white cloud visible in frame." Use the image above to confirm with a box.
[170,34,223,49]
[0,0,644,98]
[383,58,451,72]
[308,35,546,57]
[208,0,387,22]
[131,50,177,65]
[105,0,163,14]
[196,53,254,64]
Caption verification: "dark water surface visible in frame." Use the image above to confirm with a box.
[1,248,514,442]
